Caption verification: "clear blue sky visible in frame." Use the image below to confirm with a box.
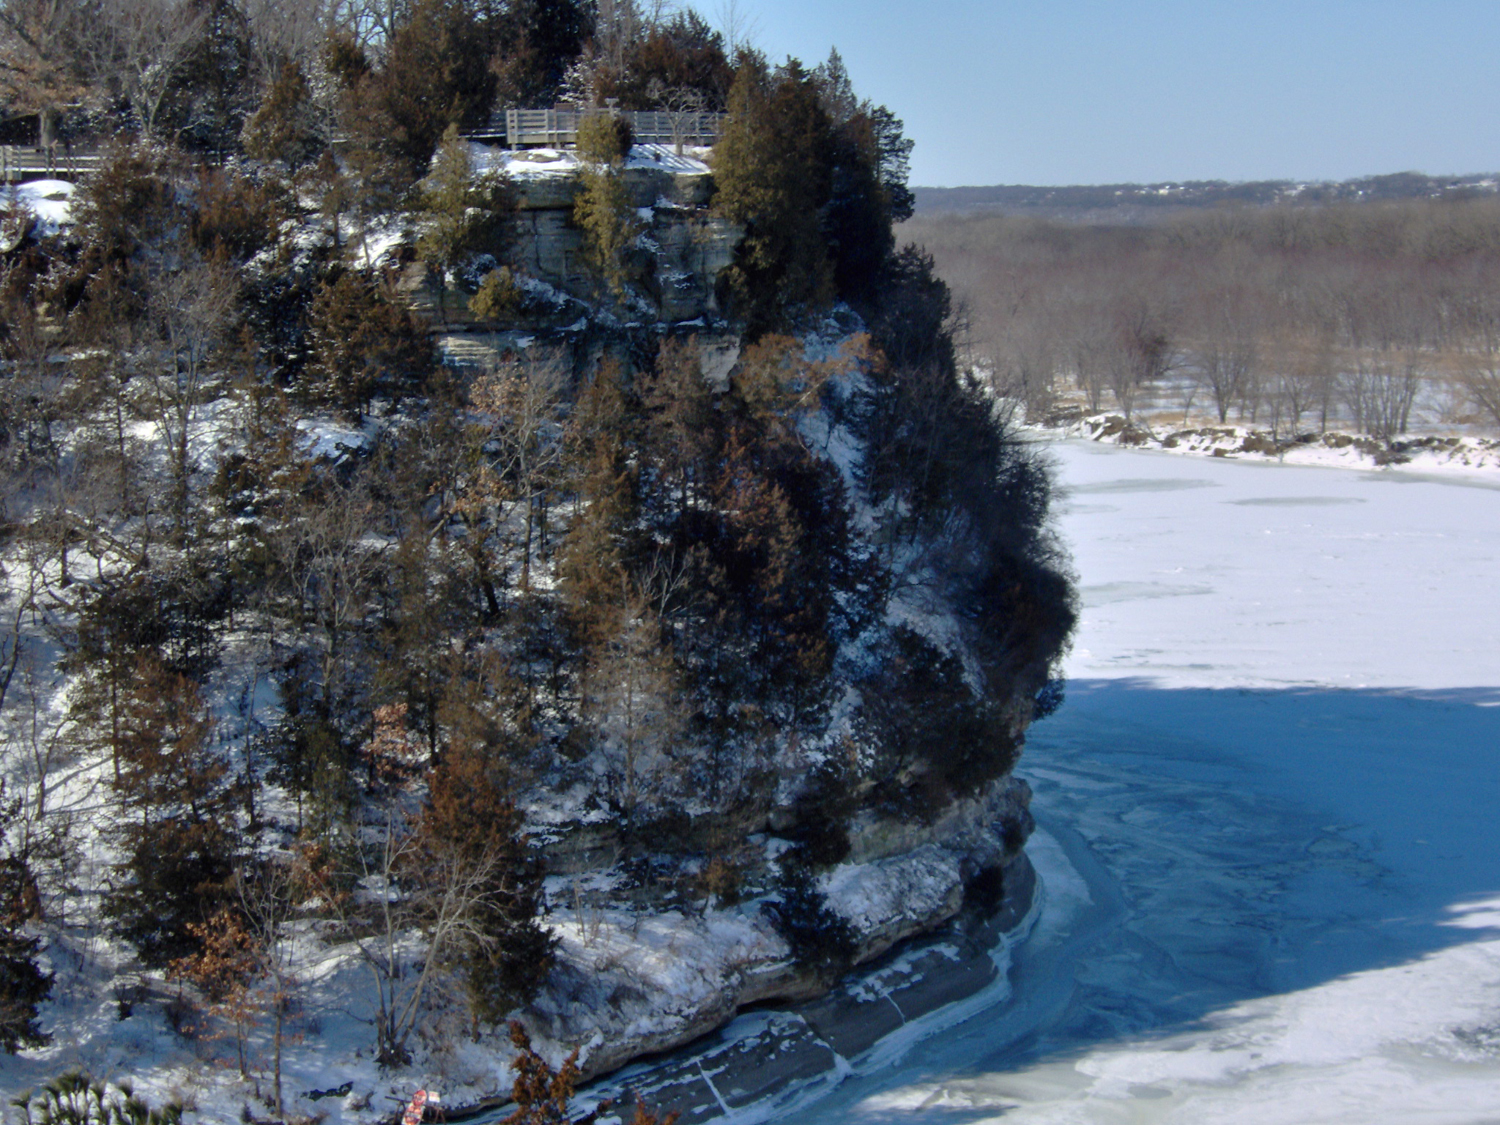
[736,0,1500,187]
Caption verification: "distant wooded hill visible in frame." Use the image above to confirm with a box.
[912,172,1500,221]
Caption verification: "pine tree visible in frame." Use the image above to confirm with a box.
[419,124,515,321]
[711,56,834,335]
[102,659,240,968]
[573,114,639,301]
[0,781,51,1054]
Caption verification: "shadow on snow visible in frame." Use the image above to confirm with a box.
[786,676,1500,1122]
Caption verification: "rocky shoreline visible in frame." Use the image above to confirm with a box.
[511,774,1037,1084]
[1051,411,1500,475]
[617,851,1039,1125]
[448,847,1040,1124]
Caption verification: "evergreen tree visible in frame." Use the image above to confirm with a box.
[304,270,436,420]
[595,10,733,112]
[712,50,913,325]
[858,626,1016,814]
[165,0,255,158]
[822,107,894,307]
[0,781,51,1054]
[102,659,241,968]
[489,0,595,106]
[573,113,639,301]
[418,124,515,321]
[189,166,290,264]
[364,0,496,182]
[711,56,834,337]
[242,61,324,172]
[869,104,916,223]
[763,861,856,985]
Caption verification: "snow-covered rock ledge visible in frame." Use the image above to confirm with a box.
[594,850,1040,1125]
[439,848,1038,1124]
[1050,412,1500,477]
[516,776,1035,1086]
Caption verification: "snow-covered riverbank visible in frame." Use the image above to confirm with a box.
[777,439,1500,1124]
[1060,412,1500,481]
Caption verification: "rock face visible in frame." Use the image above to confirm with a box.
[497,159,741,325]
[518,775,1037,1085]
[536,850,1040,1124]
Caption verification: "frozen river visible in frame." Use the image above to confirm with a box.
[782,440,1500,1124]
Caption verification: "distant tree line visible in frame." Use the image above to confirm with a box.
[905,196,1500,438]
[912,170,1500,219]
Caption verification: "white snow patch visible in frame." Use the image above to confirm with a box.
[7,179,74,232]
[297,418,373,460]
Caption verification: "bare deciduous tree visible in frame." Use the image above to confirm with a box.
[0,0,91,148]
[142,256,239,543]
[307,706,546,1067]
[80,0,209,138]
[1187,278,1261,424]
[580,590,686,817]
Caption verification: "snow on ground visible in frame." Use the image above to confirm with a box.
[780,439,1500,1125]
[6,179,74,233]
[296,417,375,461]
[1064,412,1500,480]
[474,143,711,179]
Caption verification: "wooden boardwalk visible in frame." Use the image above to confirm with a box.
[1,146,100,184]
[0,109,721,183]
[468,108,724,149]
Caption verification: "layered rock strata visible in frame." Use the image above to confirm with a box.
[518,776,1036,1083]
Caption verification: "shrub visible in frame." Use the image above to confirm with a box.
[783,758,855,870]
[763,861,856,984]
[470,266,524,322]
[1033,678,1065,721]
[1,781,51,1054]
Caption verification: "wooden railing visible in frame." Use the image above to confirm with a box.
[0,112,718,182]
[1,145,101,183]
[466,108,725,150]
